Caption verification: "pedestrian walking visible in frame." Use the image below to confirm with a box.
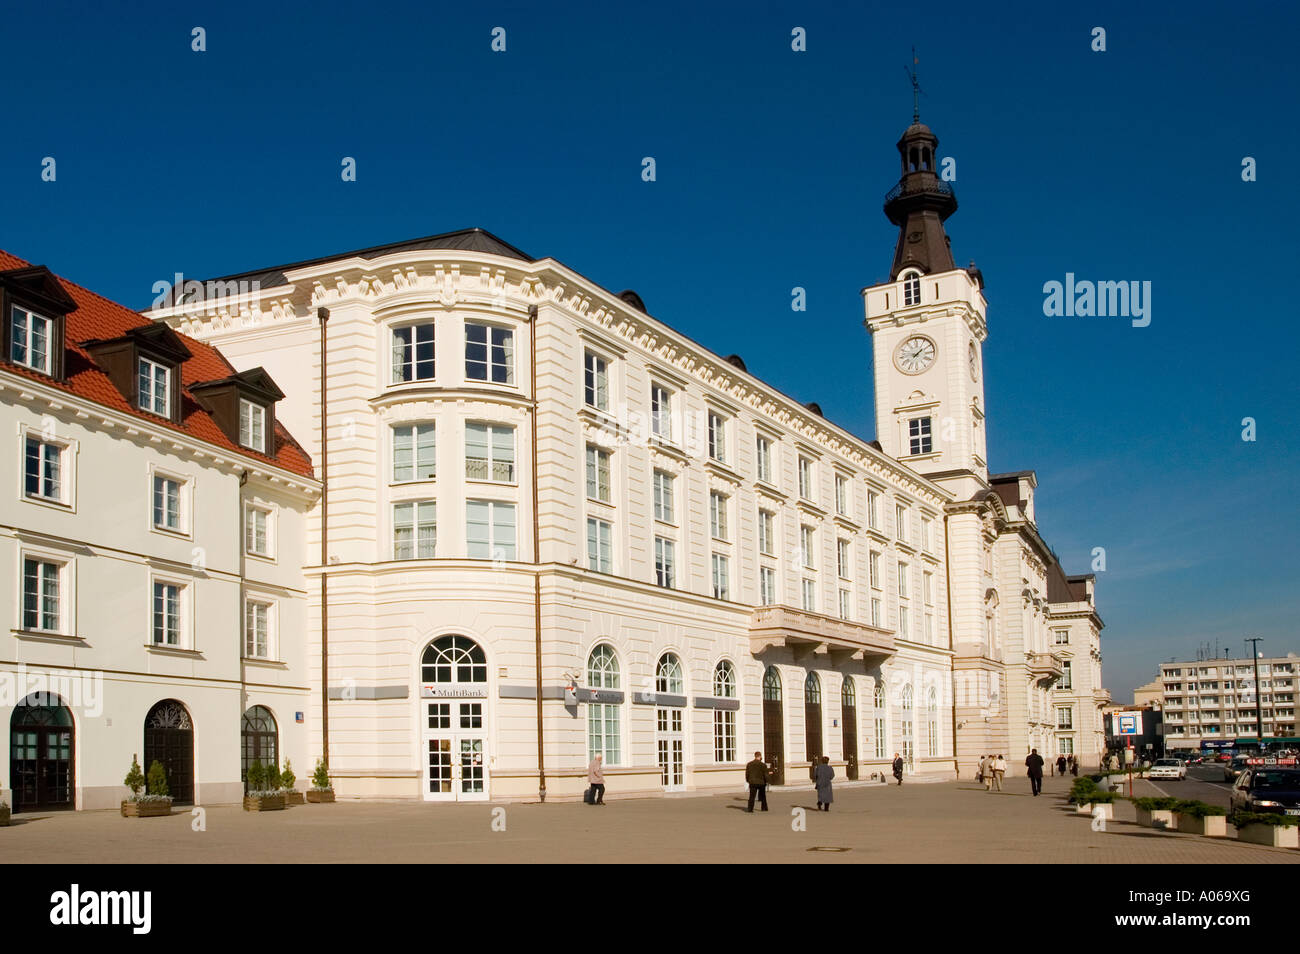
[980,755,993,790]
[892,752,904,785]
[1056,754,1067,778]
[976,754,985,785]
[587,753,606,805]
[814,756,835,811]
[745,751,770,812]
[1025,748,1045,796]
[1070,755,1079,777]
[992,754,1006,791]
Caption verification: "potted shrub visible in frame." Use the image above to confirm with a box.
[122,757,174,818]
[1173,800,1228,836]
[1073,788,1117,819]
[1068,777,1099,811]
[306,758,335,803]
[280,759,304,806]
[1232,811,1300,848]
[1132,796,1179,830]
[243,760,286,812]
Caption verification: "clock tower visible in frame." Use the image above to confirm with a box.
[863,116,990,500]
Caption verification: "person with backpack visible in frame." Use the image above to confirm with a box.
[586,754,606,805]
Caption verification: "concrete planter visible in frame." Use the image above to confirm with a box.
[0,805,10,827]
[243,794,286,812]
[1236,823,1299,848]
[305,789,335,803]
[1076,802,1114,819]
[1136,808,1176,830]
[283,791,305,806]
[1176,814,1227,837]
[121,799,173,818]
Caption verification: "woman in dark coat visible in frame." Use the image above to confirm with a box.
[814,755,834,811]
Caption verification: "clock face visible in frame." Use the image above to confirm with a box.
[895,335,936,374]
[968,341,980,381]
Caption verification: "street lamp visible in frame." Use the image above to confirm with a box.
[1245,637,1264,753]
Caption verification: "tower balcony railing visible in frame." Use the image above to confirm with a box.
[883,176,956,205]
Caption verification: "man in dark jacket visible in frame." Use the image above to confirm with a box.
[1025,748,1045,796]
[892,753,905,785]
[745,752,770,812]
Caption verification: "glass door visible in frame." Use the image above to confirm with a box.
[656,707,684,791]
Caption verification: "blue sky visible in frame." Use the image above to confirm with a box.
[3,1,1297,702]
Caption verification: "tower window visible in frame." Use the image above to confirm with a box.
[908,417,932,455]
[903,272,921,307]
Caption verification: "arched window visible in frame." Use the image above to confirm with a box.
[804,672,823,772]
[900,684,914,768]
[804,672,822,705]
[902,684,914,711]
[10,694,74,812]
[422,635,487,684]
[656,653,683,695]
[841,677,859,775]
[587,645,621,765]
[713,660,736,762]
[927,687,939,757]
[763,666,782,701]
[873,683,887,759]
[241,706,278,790]
[902,271,921,307]
[842,677,856,708]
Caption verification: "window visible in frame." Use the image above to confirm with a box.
[711,553,730,600]
[391,322,435,383]
[465,423,516,482]
[1054,629,1070,645]
[584,350,609,411]
[838,588,851,620]
[393,501,437,559]
[1058,736,1074,756]
[244,599,272,659]
[756,435,772,483]
[652,470,675,523]
[871,597,883,627]
[869,550,881,589]
[924,613,934,642]
[903,271,920,307]
[927,688,939,757]
[152,475,183,532]
[837,539,850,579]
[801,578,816,612]
[586,445,611,502]
[138,357,170,416]
[10,306,53,374]
[709,492,728,540]
[587,518,613,573]
[650,383,673,440]
[922,570,933,604]
[21,557,62,633]
[239,399,266,452]
[896,503,909,542]
[713,661,736,763]
[24,437,62,502]
[798,456,814,499]
[867,490,880,529]
[835,475,848,515]
[393,424,437,482]
[800,526,815,569]
[244,505,271,557]
[588,645,621,765]
[874,685,887,758]
[467,500,516,560]
[908,417,933,455]
[152,580,183,646]
[1056,707,1073,730]
[707,411,726,462]
[465,323,514,384]
[897,562,909,599]
[1060,661,1073,690]
[758,510,775,556]
[654,537,675,588]
[759,566,776,606]
[900,605,910,638]
[921,516,933,552]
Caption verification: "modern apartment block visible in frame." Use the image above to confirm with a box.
[1158,654,1299,752]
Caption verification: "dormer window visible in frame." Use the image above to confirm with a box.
[138,357,172,416]
[10,306,53,374]
[239,398,266,452]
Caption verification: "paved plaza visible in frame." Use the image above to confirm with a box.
[4,774,1297,864]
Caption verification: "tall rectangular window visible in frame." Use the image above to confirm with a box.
[653,470,674,523]
[587,518,613,573]
[759,566,776,606]
[586,445,611,502]
[800,526,815,569]
[924,613,934,642]
[798,456,813,499]
[838,588,851,620]
[654,537,675,588]
[897,562,909,599]
[391,323,435,383]
[871,597,883,628]
[465,323,514,384]
[465,423,516,482]
[908,416,933,455]
[707,411,726,462]
[1056,707,1073,730]
[584,350,609,410]
[836,539,850,579]
[152,581,182,646]
[393,424,437,481]
[467,501,517,560]
[801,578,816,612]
[153,476,182,531]
[923,570,934,604]
[921,516,934,552]
[244,505,270,556]
[244,600,271,659]
[650,384,673,440]
[869,550,881,589]
[758,510,775,556]
[868,490,880,529]
[11,306,53,374]
[239,399,266,452]
[21,558,61,632]
[711,553,730,600]
[1060,661,1072,690]
[709,492,728,540]
[896,503,909,542]
[138,358,170,416]
[24,437,62,501]
[900,604,910,639]
[393,501,437,559]
[834,475,848,515]
[756,435,772,483]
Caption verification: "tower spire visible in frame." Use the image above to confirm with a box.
[908,47,922,123]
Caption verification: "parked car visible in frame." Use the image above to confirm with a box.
[1149,758,1187,780]
[1229,769,1300,818]
[1223,757,1251,782]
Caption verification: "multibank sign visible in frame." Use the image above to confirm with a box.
[1114,711,1144,736]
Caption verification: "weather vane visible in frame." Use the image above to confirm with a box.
[905,46,924,123]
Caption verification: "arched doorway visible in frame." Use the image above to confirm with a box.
[144,699,194,805]
[419,635,488,801]
[587,644,622,765]
[10,694,74,812]
[804,672,823,779]
[241,706,278,792]
[655,653,685,791]
[762,666,784,785]
[900,685,915,773]
[842,677,859,779]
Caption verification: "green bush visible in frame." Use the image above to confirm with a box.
[280,759,296,791]
[1132,796,1179,812]
[146,760,169,798]
[1232,812,1300,828]
[124,756,145,798]
[311,758,332,790]
[1173,800,1226,818]
[1084,791,1118,805]
[264,763,282,791]
[246,761,265,792]
[1068,777,1099,804]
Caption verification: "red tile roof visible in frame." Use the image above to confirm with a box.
[0,250,314,479]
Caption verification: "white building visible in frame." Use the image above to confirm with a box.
[1157,654,1298,753]
[1,252,318,812]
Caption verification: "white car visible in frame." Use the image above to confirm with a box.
[1149,758,1187,780]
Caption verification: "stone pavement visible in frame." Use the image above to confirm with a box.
[4,774,1297,864]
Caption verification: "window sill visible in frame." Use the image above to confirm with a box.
[242,656,287,668]
[23,493,74,514]
[12,628,84,644]
[151,524,191,541]
[145,643,203,657]
[245,551,278,565]
[649,436,688,462]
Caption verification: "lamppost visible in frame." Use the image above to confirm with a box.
[1245,637,1264,752]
